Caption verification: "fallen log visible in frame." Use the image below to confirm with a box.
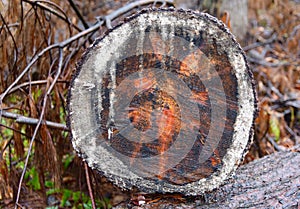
[67,8,257,195]
[114,146,300,208]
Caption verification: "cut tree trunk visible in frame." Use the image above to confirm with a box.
[114,145,300,209]
[67,8,257,196]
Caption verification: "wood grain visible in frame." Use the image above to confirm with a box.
[67,8,257,195]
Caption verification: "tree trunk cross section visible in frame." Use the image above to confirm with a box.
[67,8,257,195]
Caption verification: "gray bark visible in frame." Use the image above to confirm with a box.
[114,145,300,209]
[220,0,248,42]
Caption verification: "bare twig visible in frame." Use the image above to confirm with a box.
[1,110,68,130]
[0,44,56,103]
[22,0,80,33]
[33,6,55,62]
[68,0,89,29]
[284,123,298,141]
[0,22,20,29]
[247,56,290,67]
[291,24,300,37]
[85,162,96,209]
[0,12,18,74]
[91,171,108,209]
[14,49,64,208]
[243,33,277,51]
[267,80,284,100]
[100,0,174,28]
[0,123,32,154]
[14,104,44,208]
[266,134,288,152]
[5,79,67,95]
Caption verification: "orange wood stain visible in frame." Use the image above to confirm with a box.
[157,99,178,177]
[210,149,221,167]
[191,91,209,106]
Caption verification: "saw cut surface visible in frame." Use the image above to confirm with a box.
[67,8,257,195]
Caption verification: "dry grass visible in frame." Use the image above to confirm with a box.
[0,0,101,207]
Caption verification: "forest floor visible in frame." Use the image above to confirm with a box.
[0,0,299,208]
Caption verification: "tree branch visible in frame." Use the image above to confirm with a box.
[14,49,64,208]
[22,0,81,32]
[85,163,96,209]
[1,110,68,130]
[4,79,67,96]
[101,0,174,28]
[68,0,89,29]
